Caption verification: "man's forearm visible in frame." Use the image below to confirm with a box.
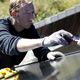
[16,38,44,52]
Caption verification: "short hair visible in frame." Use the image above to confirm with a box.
[9,0,32,13]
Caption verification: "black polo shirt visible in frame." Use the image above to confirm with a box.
[0,18,50,69]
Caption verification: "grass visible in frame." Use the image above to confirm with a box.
[0,0,80,22]
[33,0,80,22]
[0,0,9,18]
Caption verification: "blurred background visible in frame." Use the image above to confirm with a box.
[0,0,80,22]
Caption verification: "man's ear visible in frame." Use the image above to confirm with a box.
[10,10,17,17]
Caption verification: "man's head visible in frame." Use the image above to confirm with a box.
[9,0,34,29]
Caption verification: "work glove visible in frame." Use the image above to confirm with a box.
[72,35,80,46]
[42,30,73,47]
[47,51,65,66]
[77,40,80,46]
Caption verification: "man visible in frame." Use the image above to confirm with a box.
[0,0,73,69]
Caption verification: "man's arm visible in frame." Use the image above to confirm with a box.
[0,23,73,56]
[16,38,44,52]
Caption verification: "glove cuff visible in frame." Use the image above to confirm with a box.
[42,37,59,47]
[42,37,54,47]
[42,37,47,47]
[42,37,51,47]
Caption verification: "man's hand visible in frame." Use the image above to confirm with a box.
[42,30,73,47]
[47,51,65,61]
[77,40,80,46]
[47,51,65,66]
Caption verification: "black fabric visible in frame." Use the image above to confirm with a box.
[0,18,50,69]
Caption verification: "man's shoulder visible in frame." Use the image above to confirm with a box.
[0,18,9,30]
[0,18,8,25]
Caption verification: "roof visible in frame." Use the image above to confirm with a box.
[34,4,80,29]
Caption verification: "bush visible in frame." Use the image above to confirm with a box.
[0,0,80,22]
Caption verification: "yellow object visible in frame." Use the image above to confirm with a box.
[0,68,19,80]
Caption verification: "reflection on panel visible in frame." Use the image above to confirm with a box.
[15,50,80,80]
[57,52,80,80]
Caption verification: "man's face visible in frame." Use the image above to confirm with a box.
[15,2,34,28]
